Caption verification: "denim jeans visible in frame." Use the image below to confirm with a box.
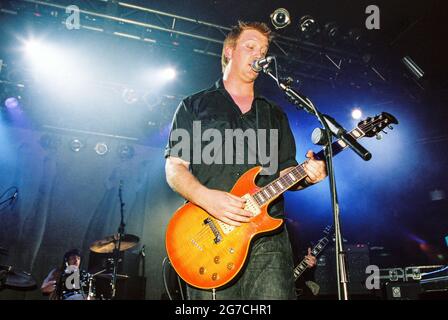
[187,226,296,300]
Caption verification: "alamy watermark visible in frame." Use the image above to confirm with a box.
[365,5,380,30]
[365,264,380,290]
[169,121,279,175]
[65,5,80,30]
[64,265,80,290]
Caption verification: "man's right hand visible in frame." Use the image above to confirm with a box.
[41,280,56,293]
[199,189,254,226]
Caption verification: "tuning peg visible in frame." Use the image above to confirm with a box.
[388,125,394,130]
[382,130,388,134]
[376,133,383,140]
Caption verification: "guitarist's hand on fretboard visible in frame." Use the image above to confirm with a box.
[198,189,253,227]
[304,248,317,268]
[303,150,327,185]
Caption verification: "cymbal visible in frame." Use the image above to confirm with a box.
[3,270,36,288]
[90,234,139,253]
[96,273,129,280]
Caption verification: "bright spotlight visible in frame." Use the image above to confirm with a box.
[160,68,176,81]
[24,40,56,63]
[351,108,363,120]
[23,39,75,79]
[24,40,41,55]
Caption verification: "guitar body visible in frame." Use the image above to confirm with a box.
[166,166,283,289]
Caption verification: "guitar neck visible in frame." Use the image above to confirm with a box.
[294,236,330,280]
[251,127,365,206]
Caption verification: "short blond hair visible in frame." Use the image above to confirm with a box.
[221,21,273,73]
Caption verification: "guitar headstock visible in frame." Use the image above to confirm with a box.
[357,112,398,138]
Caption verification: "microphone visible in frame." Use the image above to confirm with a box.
[251,56,274,72]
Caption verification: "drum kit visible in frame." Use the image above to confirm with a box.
[0,232,140,300]
[57,232,140,300]
[1,181,140,300]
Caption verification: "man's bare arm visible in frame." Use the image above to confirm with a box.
[165,156,253,226]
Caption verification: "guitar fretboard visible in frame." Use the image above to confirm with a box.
[252,127,364,206]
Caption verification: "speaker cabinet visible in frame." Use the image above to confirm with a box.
[314,244,371,295]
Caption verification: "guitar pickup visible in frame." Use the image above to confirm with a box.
[204,218,222,244]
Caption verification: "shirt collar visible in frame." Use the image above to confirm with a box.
[213,78,265,100]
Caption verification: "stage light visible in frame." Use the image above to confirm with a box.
[23,40,61,67]
[324,22,339,42]
[94,142,109,155]
[122,88,139,104]
[270,8,291,30]
[39,134,61,151]
[348,28,362,44]
[24,39,42,56]
[70,139,84,152]
[4,97,20,109]
[298,15,319,39]
[324,22,339,38]
[160,67,176,81]
[23,39,81,84]
[117,144,134,159]
[351,108,363,120]
[143,91,162,110]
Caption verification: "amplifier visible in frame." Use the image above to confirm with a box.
[315,244,370,295]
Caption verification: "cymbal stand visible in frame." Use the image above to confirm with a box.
[111,180,125,299]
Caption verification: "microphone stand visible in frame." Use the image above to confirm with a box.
[111,180,125,299]
[261,64,371,300]
[0,187,18,209]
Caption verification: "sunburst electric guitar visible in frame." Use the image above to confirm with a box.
[166,112,398,289]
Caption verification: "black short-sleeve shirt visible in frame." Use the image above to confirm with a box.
[165,79,298,218]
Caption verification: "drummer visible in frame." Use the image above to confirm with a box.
[41,248,91,300]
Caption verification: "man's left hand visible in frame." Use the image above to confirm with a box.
[303,150,327,184]
[304,248,317,268]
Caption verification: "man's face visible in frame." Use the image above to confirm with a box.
[67,255,81,268]
[225,29,269,82]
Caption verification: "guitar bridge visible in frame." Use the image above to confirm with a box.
[204,218,222,244]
